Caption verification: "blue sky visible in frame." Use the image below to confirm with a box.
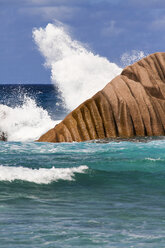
[0,0,165,84]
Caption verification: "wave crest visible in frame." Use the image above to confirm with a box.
[0,165,88,184]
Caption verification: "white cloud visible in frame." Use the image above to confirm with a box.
[102,21,123,37]
[37,6,75,20]
[151,16,165,30]
[16,0,84,6]
[126,0,165,8]
[20,5,78,22]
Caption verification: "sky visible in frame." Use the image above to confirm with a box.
[0,0,165,84]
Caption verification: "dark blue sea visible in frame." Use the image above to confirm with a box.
[1,85,165,248]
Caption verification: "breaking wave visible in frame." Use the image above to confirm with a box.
[0,165,88,184]
[33,23,122,110]
[0,96,60,142]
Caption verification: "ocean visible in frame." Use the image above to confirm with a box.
[1,84,165,248]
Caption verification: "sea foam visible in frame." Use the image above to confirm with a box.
[0,96,60,142]
[0,165,88,184]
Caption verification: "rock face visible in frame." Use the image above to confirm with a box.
[0,131,7,141]
[38,52,165,143]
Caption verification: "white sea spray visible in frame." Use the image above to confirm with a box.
[0,96,60,142]
[33,23,122,110]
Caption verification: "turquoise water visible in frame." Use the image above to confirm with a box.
[1,140,165,247]
[1,85,165,247]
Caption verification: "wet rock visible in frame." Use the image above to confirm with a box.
[0,131,7,141]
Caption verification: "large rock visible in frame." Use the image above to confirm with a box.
[38,52,165,142]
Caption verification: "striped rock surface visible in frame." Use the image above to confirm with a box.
[38,52,165,142]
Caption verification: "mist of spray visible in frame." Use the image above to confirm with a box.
[0,96,59,142]
[33,23,122,110]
